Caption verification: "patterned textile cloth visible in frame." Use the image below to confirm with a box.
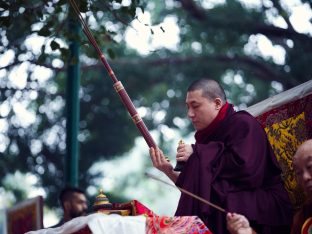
[146,215,212,234]
[246,80,312,210]
[130,200,212,234]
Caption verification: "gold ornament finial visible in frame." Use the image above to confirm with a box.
[98,189,105,196]
[93,188,113,211]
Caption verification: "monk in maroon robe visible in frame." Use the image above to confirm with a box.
[149,79,293,234]
[291,139,312,234]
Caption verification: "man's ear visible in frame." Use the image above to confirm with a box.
[63,201,71,211]
[214,98,223,110]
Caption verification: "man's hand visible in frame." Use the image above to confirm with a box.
[176,143,193,162]
[149,147,179,183]
[226,213,254,234]
[149,147,173,173]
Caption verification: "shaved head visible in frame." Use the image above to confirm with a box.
[187,78,226,102]
[294,139,312,160]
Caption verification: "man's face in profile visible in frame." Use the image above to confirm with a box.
[69,192,88,218]
[186,89,221,131]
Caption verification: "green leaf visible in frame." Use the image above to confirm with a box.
[60,48,68,55]
[60,48,69,59]
[37,27,51,37]
[107,48,115,59]
[37,53,47,64]
[129,5,136,18]
[0,2,9,10]
[36,10,43,20]
[57,0,67,5]
[0,16,11,27]
[79,0,89,13]
[46,20,55,28]
[50,41,60,51]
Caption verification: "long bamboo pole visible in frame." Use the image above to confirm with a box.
[68,0,156,148]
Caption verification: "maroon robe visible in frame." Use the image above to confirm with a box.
[175,105,293,234]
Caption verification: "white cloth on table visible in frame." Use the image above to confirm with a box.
[88,214,146,234]
[25,213,146,234]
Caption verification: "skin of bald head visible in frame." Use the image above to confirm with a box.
[293,139,312,197]
[187,78,227,103]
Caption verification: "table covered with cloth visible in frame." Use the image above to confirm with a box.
[26,200,212,234]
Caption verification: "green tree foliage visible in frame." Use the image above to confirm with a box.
[0,0,145,207]
[0,0,311,208]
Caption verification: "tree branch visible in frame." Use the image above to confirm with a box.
[82,54,298,88]
[178,0,206,20]
[177,0,312,42]
[0,54,298,89]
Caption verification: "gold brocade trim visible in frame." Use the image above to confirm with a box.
[132,114,142,124]
[131,200,136,216]
[264,112,307,209]
[97,209,131,216]
[113,81,124,92]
